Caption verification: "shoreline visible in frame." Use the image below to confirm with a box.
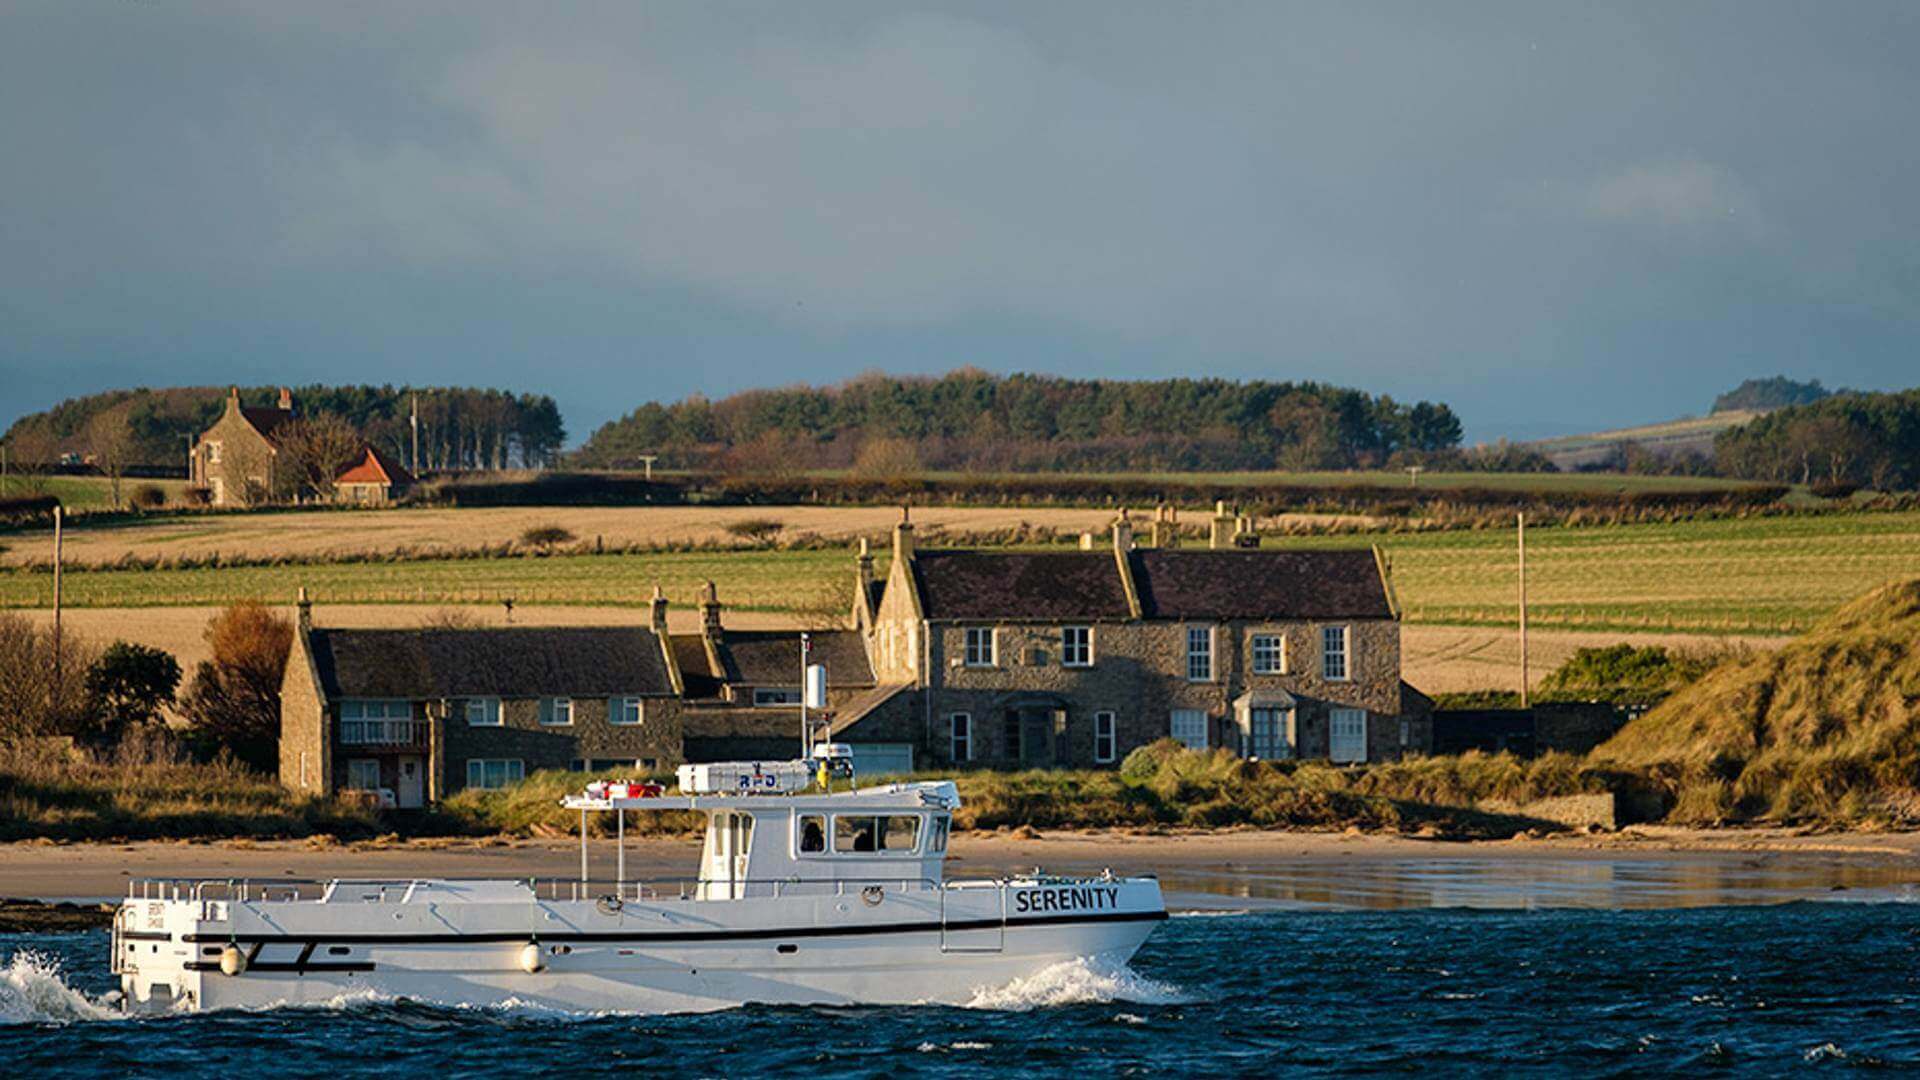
[4,826,1918,910]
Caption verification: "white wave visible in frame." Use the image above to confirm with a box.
[964,957,1188,1011]
[0,950,121,1025]
[1171,909,1251,919]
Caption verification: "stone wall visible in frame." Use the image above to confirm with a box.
[276,632,328,792]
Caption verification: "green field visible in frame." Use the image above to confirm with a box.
[4,510,1915,634]
[0,475,190,510]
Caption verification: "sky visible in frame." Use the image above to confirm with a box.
[3,2,1917,446]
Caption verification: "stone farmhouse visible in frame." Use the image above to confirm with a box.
[278,509,1431,804]
[190,387,413,507]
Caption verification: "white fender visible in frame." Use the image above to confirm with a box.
[519,942,546,974]
[219,945,247,976]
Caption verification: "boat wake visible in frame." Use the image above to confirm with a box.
[0,950,121,1025]
[964,957,1189,1011]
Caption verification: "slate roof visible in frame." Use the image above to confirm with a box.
[309,627,675,699]
[1130,548,1392,620]
[240,406,294,440]
[720,630,874,687]
[905,547,1392,622]
[912,551,1134,621]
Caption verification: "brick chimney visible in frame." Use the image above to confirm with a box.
[1208,501,1235,549]
[277,387,293,411]
[296,586,312,635]
[649,584,669,636]
[699,580,723,642]
[1112,509,1134,553]
[855,536,874,587]
[892,505,914,562]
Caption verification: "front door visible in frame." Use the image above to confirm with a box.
[395,756,424,808]
[1014,708,1057,767]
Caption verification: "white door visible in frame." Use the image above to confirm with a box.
[395,756,424,807]
[1329,709,1368,764]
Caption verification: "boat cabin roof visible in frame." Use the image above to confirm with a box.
[560,779,961,816]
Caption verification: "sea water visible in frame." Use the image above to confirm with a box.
[6,897,1920,1076]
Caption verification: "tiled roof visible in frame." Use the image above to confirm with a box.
[309,627,675,699]
[719,630,873,688]
[912,550,1133,621]
[1130,548,1392,620]
[336,444,416,487]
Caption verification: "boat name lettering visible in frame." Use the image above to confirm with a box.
[1012,886,1122,914]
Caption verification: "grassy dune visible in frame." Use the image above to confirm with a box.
[5,509,1916,635]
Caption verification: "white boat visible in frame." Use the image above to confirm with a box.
[113,761,1166,1014]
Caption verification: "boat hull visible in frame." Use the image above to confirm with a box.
[118,880,1165,1014]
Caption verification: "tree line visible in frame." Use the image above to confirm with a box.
[576,369,1465,473]
[1714,389,1920,490]
[1,385,566,475]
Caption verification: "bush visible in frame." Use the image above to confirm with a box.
[130,484,168,509]
[182,485,212,506]
[722,518,785,545]
[180,603,292,771]
[82,641,181,746]
[519,524,576,552]
[0,614,100,738]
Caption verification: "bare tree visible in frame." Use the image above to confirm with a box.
[274,415,364,502]
[4,428,59,496]
[86,410,136,509]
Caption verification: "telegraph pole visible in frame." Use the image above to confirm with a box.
[52,505,64,689]
[1518,512,1529,709]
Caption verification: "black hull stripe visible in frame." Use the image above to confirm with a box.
[120,931,173,942]
[182,909,1167,947]
[184,962,375,974]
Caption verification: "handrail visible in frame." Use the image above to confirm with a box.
[123,871,1146,902]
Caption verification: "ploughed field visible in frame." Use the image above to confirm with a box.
[2,507,1916,635]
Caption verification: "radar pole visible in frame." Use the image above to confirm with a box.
[799,631,812,758]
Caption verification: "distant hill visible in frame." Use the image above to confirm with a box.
[1526,411,1761,472]
[1594,578,1920,822]
[1712,376,1836,414]
[2,385,564,471]
[576,369,1465,474]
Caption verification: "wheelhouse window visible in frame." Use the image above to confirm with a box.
[465,759,524,790]
[949,713,972,762]
[610,696,644,725]
[753,688,802,708]
[928,815,950,853]
[465,697,501,726]
[1186,625,1214,682]
[346,759,380,790]
[1322,626,1351,681]
[1252,633,1286,675]
[964,627,996,667]
[1094,711,1117,764]
[832,814,921,854]
[340,699,414,745]
[797,813,826,854]
[1061,626,1092,667]
[1171,709,1209,750]
[539,697,573,726]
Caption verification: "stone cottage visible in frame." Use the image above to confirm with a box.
[831,509,1431,771]
[190,387,295,506]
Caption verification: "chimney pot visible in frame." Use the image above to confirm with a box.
[278,387,293,411]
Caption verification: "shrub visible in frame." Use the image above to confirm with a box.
[519,524,576,552]
[723,518,785,545]
[82,641,182,746]
[180,602,292,771]
[182,485,212,506]
[0,614,100,739]
[130,484,168,509]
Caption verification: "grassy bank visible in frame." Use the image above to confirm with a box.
[6,509,1918,634]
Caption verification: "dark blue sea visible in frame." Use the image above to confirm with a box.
[7,896,1920,1076]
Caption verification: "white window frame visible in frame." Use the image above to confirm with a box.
[465,697,501,727]
[540,697,574,726]
[1330,708,1368,764]
[753,687,803,708]
[206,440,222,464]
[1094,711,1117,764]
[949,713,972,762]
[465,758,526,790]
[963,627,996,668]
[1246,707,1293,760]
[1061,626,1093,668]
[1252,633,1287,675]
[1322,625,1352,682]
[1171,709,1209,750]
[611,696,644,725]
[345,758,381,791]
[339,699,414,745]
[1186,625,1214,682]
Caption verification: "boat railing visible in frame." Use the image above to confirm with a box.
[125,872,1134,905]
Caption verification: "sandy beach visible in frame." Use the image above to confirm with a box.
[7,827,1919,905]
